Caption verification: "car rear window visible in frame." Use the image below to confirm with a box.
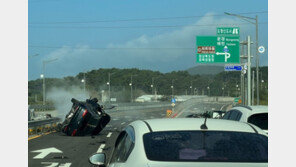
[248,113,268,130]
[143,131,267,162]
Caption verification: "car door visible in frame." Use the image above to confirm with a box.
[108,126,135,167]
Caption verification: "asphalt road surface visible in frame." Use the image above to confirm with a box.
[28,102,228,167]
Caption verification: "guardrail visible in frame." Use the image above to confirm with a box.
[28,117,61,136]
[29,104,55,111]
[105,102,172,112]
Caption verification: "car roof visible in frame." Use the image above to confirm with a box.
[130,118,266,136]
[231,105,268,114]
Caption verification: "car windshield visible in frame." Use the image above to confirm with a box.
[248,113,268,130]
[143,131,268,162]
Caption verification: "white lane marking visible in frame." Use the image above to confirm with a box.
[59,163,72,167]
[121,122,125,125]
[97,144,106,153]
[41,162,72,167]
[32,147,62,159]
[107,132,112,138]
[41,162,59,167]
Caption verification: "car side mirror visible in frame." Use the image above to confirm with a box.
[89,153,106,166]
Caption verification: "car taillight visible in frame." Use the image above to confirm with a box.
[64,126,68,132]
[71,129,77,136]
[82,109,88,117]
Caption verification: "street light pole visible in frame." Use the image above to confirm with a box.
[107,72,116,103]
[236,84,239,97]
[83,73,86,93]
[108,73,111,102]
[130,76,133,102]
[151,77,154,95]
[42,62,45,105]
[130,74,137,102]
[190,81,193,95]
[224,12,259,105]
[171,80,174,99]
[41,58,58,105]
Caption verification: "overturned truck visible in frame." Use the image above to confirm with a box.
[59,98,111,136]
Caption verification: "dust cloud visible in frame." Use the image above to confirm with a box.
[47,86,90,119]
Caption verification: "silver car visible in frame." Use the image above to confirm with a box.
[89,118,268,167]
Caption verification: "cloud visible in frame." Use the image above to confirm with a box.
[41,13,254,77]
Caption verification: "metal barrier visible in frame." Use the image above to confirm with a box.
[28,117,60,136]
[29,104,55,111]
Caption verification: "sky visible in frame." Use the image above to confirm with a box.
[28,0,268,80]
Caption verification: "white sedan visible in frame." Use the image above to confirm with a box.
[89,118,268,167]
[222,105,268,134]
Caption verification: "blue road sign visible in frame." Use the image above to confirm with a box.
[171,98,176,103]
[224,65,242,71]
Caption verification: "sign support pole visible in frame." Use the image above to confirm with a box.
[252,70,255,105]
[247,36,251,106]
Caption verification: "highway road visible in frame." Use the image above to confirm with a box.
[28,102,228,167]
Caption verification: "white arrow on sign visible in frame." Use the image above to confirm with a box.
[32,147,62,159]
[216,52,231,62]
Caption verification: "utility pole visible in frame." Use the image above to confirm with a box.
[255,15,259,105]
[225,12,259,105]
[247,36,251,106]
[240,73,244,99]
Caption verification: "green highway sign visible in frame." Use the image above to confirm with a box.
[217,27,240,36]
[196,36,240,63]
[234,97,241,103]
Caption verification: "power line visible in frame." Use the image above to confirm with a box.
[29,0,69,3]
[28,45,196,50]
[29,11,268,25]
[29,22,267,29]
